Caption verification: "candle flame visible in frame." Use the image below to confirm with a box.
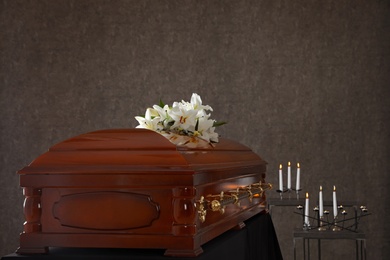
[320,185,322,191]
[333,185,336,191]
[297,162,300,168]
[306,192,309,198]
[279,164,282,169]
[288,161,291,166]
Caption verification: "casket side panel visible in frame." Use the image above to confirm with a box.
[41,188,172,234]
[52,191,160,230]
[34,175,192,235]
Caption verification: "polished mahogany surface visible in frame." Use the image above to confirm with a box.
[17,129,268,257]
[19,128,263,176]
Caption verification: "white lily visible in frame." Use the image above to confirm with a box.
[169,102,197,131]
[208,127,219,143]
[135,108,162,131]
[152,104,173,128]
[193,117,218,143]
[190,93,213,112]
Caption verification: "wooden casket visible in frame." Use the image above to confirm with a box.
[17,129,271,257]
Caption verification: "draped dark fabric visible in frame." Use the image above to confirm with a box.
[2,212,282,260]
[245,213,283,260]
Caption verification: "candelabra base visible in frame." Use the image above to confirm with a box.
[303,223,310,231]
[293,188,302,200]
[318,217,327,231]
[276,188,289,200]
[332,216,341,231]
[318,225,327,231]
[332,225,341,231]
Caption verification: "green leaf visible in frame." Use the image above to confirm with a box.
[213,121,227,127]
[158,98,165,108]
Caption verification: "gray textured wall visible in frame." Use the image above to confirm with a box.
[1,0,389,259]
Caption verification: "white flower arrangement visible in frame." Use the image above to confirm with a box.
[135,93,225,148]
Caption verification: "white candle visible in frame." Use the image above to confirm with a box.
[333,185,338,217]
[305,192,310,226]
[287,161,291,189]
[319,186,323,217]
[296,163,301,190]
[279,164,283,191]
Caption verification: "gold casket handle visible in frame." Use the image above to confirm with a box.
[197,181,272,223]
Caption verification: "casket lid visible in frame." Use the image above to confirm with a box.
[18,129,265,175]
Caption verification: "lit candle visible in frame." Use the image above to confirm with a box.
[296,163,301,190]
[319,186,323,217]
[305,192,310,226]
[279,164,283,191]
[333,185,338,217]
[287,161,291,189]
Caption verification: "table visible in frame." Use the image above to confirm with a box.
[267,197,304,215]
[268,198,367,259]
[293,229,366,260]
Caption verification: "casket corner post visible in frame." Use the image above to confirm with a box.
[16,177,48,254]
[165,186,204,257]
